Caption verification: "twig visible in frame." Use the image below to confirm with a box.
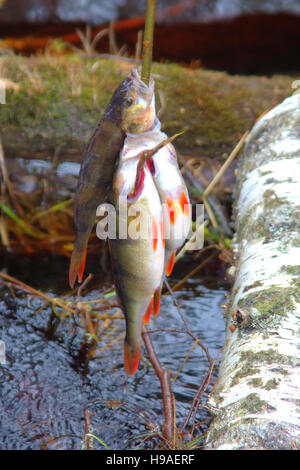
[202,131,248,197]
[179,154,233,237]
[108,22,119,55]
[0,200,45,238]
[202,195,218,229]
[180,347,223,435]
[77,273,93,297]
[135,30,143,65]
[142,325,175,446]
[164,278,213,366]
[30,199,73,222]
[175,220,208,263]
[128,131,183,198]
[172,339,198,383]
[84,409,92,450]
[0,136,25,217]
[170,248,218,293]
[141,0,157,85]
[0,271,77,315]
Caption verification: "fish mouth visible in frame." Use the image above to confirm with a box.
[121,68,155,134]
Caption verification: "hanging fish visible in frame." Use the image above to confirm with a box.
[69,68,155,288]
[146,119,191,277]
[110,130,165,376]
[123,117,191,279]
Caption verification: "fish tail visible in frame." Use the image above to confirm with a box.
[143,296,154,325]
[166,251,176,276]
[124,340,141,376]
[153,287,161,317]
[69,247,87,288]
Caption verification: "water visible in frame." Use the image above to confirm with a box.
[0,257,227,450]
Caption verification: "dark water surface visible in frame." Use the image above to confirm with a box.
[0,256,227,450]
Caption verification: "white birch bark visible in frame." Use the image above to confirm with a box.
[205,90,300,450]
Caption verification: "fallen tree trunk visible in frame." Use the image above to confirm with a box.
[0,51,293,162]
[205,90,300,450]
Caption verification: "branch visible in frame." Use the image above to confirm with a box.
[142,325,175,446]
[128,131,183,199]
[141,0,157,85]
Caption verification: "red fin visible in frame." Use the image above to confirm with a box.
[166,252,175,276]
[179,190,190,216]
[152,218,158,252]
[161,219,165,247]
[166,196,178,225]
[144,297,154,325]
[124,341,141,376]
[69,248,87,288]
[153,288,161,317]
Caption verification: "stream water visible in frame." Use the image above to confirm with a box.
[0,255,228,450]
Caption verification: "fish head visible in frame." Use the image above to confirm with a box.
[121,68,155,134]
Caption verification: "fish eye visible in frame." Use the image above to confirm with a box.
[125,97,134,107]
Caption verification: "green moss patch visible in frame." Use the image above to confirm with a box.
[0,50,294,161]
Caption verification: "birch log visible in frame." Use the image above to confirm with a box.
[205,90,300,450]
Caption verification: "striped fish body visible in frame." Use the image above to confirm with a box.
[69,68,155,288]
[128,119,191,277]
[110,134,165,375]
[151,137,191,277]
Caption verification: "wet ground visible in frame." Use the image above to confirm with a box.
[0,255,228,450]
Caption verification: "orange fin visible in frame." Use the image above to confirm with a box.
[153,288,161,317]
[144,297,154,325]
[179,190,190,216]
[69,248,87,288]
[166,252,176,276]
[166,196,177,225]
[124,341,141,376]
[152,217,158,252]
[161,219,165,247]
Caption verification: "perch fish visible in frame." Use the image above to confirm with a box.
[69,68,155,288]
[110,132,165,376]
[145,119,191,277]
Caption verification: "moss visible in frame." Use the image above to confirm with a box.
[0,50,294,161]
[238,287,297,330]
[263,378,279,390]
[270,367,289,376]
[243,281,263,292]
[239,393,266,414]
[248,377,263,388]
[281,265,300,277]
[241,349,293,366]
[232,363,257,386]
[254,291,294,317]
[232,348,292,386]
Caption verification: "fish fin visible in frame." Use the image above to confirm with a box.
[179,190,190,216]
[153,288,161,317]
[69,247,87,288]
[152,217,158,252]
[166,196,177,225]
[166,196,182,225]
[161,219,165,247]
[124,341,141,376]
[144,297,154,325]
[166,251,176,276]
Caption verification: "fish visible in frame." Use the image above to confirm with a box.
[110,130,165,376]
[146,119,191,278]
[69,68,155,288]
[125,117,191,280]
[125,119,191,329]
